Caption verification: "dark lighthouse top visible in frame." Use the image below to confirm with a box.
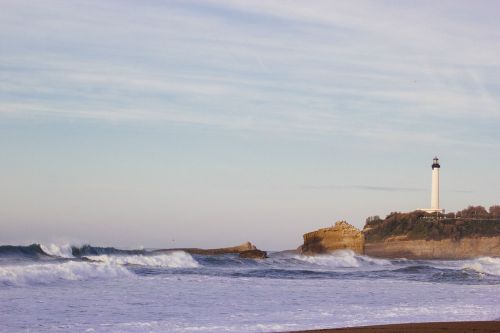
[432,157,440,169]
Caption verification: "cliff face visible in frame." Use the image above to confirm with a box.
[300,217,500,259]
[364,236,500,259]
[362,212,500,259]
[300,221,364,255]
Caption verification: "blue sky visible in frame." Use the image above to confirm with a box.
[1,0,500,249]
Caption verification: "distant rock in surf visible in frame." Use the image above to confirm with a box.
[156,241,262,256]
[239,249,268,259]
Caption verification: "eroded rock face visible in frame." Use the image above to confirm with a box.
[362,213,500,259]
[300,221,364,255]
[300,217,500,258]
[364,236,500,259]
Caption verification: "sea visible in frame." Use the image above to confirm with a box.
[1,244,499,333]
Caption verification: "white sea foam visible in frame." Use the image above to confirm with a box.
[462,257,500,276]
[294,250,391,268]
[0,261,131,286]
[93,320,301,332]
[85,251,199,268]
[40,243,74,258]
[2,254,499,332]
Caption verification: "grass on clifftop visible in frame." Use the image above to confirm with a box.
[364,206,500,242]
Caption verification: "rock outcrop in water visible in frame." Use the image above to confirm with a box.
[239,249,268,259]
[300,221,364,255]
[157,242,259,256]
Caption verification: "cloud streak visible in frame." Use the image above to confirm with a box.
[302,185,426,192]
[1,0,500,148]
[303,185,475,193]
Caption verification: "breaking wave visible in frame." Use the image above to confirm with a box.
[462,257,500,276]
[0,244,200,286]
[1,244,499,286]
[71,244,146,257]
[40,243,74,258]
[86,252,199,268]
[293,250,392,268]
[0,261,132,286]
[0,243,147,259]
[0,244,49,259]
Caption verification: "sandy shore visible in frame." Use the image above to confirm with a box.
[284,321,500,333]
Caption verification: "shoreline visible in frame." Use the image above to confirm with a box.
[283,321,500,333]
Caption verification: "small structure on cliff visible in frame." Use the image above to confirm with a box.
[300,221,364,255]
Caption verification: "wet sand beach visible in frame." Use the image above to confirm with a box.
[285,321,500,333]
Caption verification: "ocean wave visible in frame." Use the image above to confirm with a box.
[0,244,48,258]
[294,250,391,268]
[462,257,500,276]
[40,243,74,258]
[85,251,199,268]
[0,261,132,286]
[0,243,149,261]
[102,321,301,332]
[71,245,146,257]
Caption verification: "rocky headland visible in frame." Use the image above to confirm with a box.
[363,236,500,259]
[300,206,500,259]
[363,208,500,259]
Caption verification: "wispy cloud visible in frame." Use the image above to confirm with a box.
[302,185,426,192]
[303,185,476,193]
[1,0,500,147]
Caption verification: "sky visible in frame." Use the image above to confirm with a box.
[1,0,500,250]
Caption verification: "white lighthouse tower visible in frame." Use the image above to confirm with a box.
[421,157,444,213]
[431,157,440,211]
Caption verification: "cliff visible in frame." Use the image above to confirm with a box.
[363,211,500,259]
[300,221,364,255]
[364,236,500,259]
[299,211,500,259]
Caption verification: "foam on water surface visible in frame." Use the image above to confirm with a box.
[0,245,499,332]
[462,257,500,276]
[85,251,199,268]
[293,250,392,269]
[0,261,131,286]
[40,243,74,258]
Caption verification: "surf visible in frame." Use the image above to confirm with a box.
[0,261,132,286]
[85,251,200,268]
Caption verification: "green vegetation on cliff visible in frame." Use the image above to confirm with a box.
[364,205,500,242]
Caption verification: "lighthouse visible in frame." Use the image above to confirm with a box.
[431,157,440,211]
[420,157,444,213]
